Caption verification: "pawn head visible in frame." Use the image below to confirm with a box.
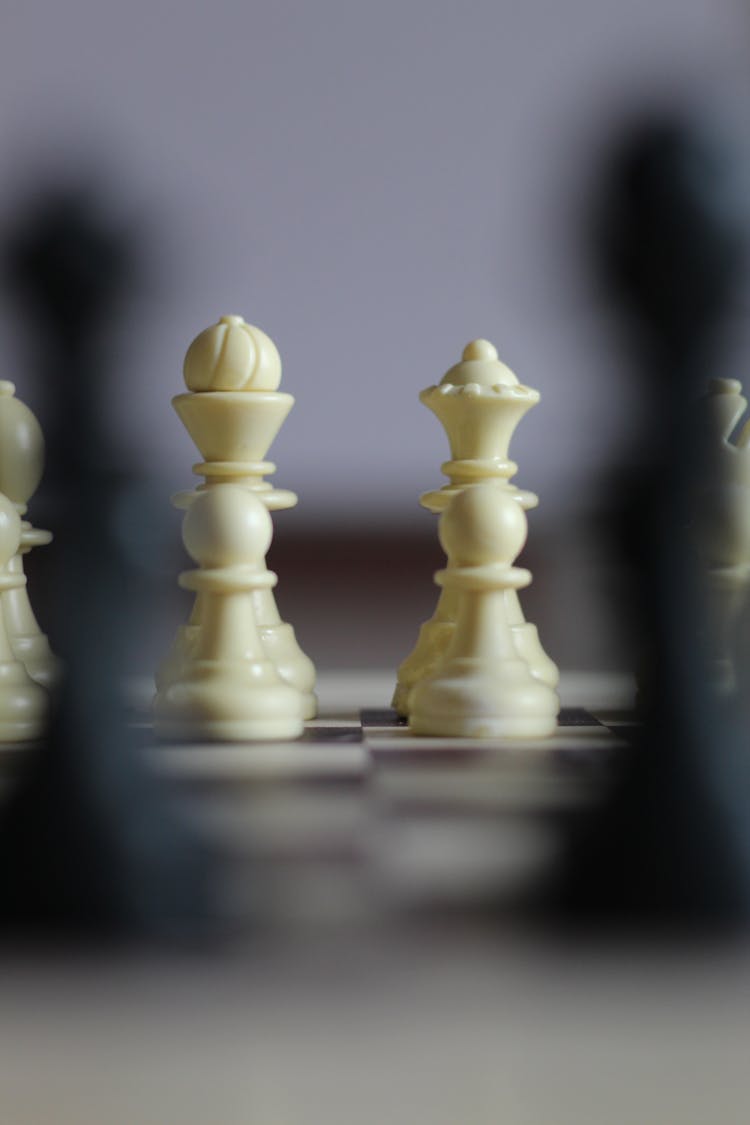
[439,484,527,567]
[183,315,282,392]
[183,485,272,569]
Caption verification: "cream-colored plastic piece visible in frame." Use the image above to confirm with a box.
[0,381,61,689]
[391,588,458,717]
[175,313,295,508]
[693,378,750,695]
[419,339,540,513]
[157,315,317,719]
[505,589,561,686]
[154,485,304,742]
[393,340,558,716]
[0,492,49,740]
[409,486,559,739]
[183,315,282,393]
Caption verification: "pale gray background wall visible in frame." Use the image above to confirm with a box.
[0,0,748,527]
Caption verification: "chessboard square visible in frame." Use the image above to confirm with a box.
[591,709,640,729]
[557,707,604,727]
[144,740,368,783]
[364,725,624,755]
[370,813,557,910]
[179,785,368,859]
[302,725,363,744]
[360,708,407,730]
[371,761,607,813]
[306,716,365,730]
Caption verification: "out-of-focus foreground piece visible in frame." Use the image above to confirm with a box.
[555,114,750,928]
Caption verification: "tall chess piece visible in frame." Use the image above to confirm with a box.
[691,378,750,696]
[154,485,304,741]
[0,380,61,689]
[0,183,221,938]
[0,491,48,740]
[553,116,750,928]
[156,315,316,718]
[410,485,559,738]
[393,339,558,716]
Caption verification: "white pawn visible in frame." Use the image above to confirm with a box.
[154,485,304,741]
[410,485,559,739]
[0,381,60,689]
[0,493,49,740]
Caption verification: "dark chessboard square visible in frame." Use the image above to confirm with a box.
[302,725,363,744]
[360,708,407,728]
[595,710,640,727]
[558,707,603,728]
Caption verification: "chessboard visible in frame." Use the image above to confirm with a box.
[120,668,635,931]
[8,668,750,1125]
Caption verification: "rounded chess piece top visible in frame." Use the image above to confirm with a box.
[439,485,527,569]
[440,339,519,389]
[182,484,273,571]
[183,315,282,393]
[708,377,743,397]
[0,381,45,508]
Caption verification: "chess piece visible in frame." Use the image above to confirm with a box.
[552,115,750,928]
[155,484,304,741]
[157,315,316,719]
[1,185,137,484]
[0,182,222,939]
[691,378,750,696]
[0,491,48,740]
[410,485,559,738]
[0,380,61,689]
[393,339,558,716]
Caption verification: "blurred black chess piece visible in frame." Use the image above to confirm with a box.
[0,181,224,941]
[551,114,750,929]
[3,186,136,484]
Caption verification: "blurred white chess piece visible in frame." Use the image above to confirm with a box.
[0,381,61,690]
[0,490,49,740]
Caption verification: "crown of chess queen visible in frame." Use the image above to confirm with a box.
[419,339,541,512]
